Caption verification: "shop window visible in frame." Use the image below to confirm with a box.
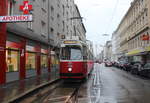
[41,54,48,69]
[26,52,36,70]
[51,55,55,67]
[6,50,19,72]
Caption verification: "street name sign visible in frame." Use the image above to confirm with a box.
[0,15,32,22]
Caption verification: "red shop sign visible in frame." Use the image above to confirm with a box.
[141,35,149,41]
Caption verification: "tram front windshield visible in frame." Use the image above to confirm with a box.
[61,46,82,60]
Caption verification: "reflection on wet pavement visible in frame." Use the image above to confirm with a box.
[0,72,59,103]
[77,63,150,103]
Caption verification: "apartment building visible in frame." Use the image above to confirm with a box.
[112,31,122,61]
[104,41,112,61]
[0,0,86,84]
[114,0,150,62]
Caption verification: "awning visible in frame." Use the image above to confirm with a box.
[126,50,141,56]
[126,48,149,56]
[145,46,150,51]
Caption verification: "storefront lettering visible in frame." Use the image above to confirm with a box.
[0,15,32,22]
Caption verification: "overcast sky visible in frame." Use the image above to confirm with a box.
[75,0,133,54]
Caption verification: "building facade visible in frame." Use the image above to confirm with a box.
[113,0,150,63]
[104,41,112,61]
[0,0,86,84]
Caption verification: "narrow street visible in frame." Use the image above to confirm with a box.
[77,63,150,103]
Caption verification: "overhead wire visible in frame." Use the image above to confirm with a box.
[104,0,119,35]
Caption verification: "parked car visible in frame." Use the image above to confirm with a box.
[118,61,127,70]
[120,62,132,71]
[130,63,142,75]
[105,61,112,67]
[139,63,150,78]
[114,61,119,68]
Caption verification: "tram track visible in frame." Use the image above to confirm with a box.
[13,79,84,103]
[9,79,61,103]
[41,80,83,103]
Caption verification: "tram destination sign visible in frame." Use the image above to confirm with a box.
[64,40,79,44]
[0,15,32,23]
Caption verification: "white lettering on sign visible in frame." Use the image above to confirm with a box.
[0,15,32,22]
[23,3,29,11]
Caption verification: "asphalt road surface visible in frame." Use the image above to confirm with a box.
[77,63,150,103]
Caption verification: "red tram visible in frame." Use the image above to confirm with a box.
[60,39,94,80]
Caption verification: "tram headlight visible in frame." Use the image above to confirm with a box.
[68,68,72,72]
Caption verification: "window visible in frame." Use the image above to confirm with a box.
[60,46,82,60]
[57,33,60,40]
[51,16,54,21]
[41,21,46,35]
[50,28,54,34]
[62,5,65,16]
[41,54,48,69]
[62,21,65,31]
[8,0,14,15]
[42,0,46,10]
[57,14,60,18]
[51,6,54,13]
[6,50,19,72]
[26,52,36,70]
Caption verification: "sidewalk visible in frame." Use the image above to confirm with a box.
[0,70,59,103]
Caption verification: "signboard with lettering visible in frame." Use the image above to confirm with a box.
[0,1,33,23]
[0,15,32,22]
[64,40,79,44]
[141,34,149,40]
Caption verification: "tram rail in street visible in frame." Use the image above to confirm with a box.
[9,79,61,103]
[10,78,85,103]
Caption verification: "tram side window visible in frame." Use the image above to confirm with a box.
[83,46,87,60]
[61,47,70,60]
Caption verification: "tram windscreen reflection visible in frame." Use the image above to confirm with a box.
[61,46,82,60]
